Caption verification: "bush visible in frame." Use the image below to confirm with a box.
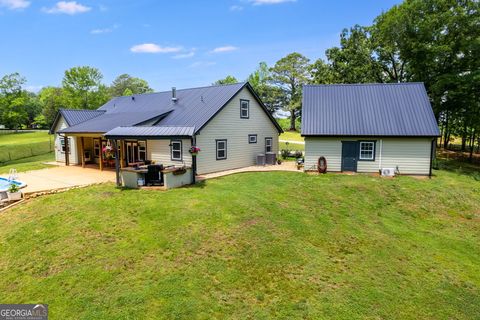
[280,149,290,159]
[294,151,303,159]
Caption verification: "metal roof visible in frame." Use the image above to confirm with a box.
[104,126,195,138]
[55,82,282,135]
[60,109,105,126]
[301,83,440,137]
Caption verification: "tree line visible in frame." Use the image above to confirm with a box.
[1,0,477,155]
[216,0,479,156]
[0,68,153,130]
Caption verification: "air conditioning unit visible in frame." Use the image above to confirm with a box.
[381,168,396,177]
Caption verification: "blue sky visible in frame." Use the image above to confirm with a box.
[0,0,402,92]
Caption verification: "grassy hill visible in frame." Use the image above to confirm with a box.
[0,131,54,173]
[0,163,479,319]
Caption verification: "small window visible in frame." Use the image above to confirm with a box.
[59,137,67,153]
[93,138,100,157]
[240,99,249,119]
[359,141,375,161]
[265,137,272,153]
[171,140,182,161]
[216,139,227,160]
[138,141,146,161]
[248,134,257,144]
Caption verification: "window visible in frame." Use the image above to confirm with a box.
[240,99,249,119]
[93,138,100,157]
[138,141,146,161]
[171,140,182,161]
[59,137,68,153]
[359,141,375,161]
[265,137,272,153]
[248,134,257,144]
[216,139,227,160]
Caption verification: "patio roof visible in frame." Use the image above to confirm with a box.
[104,126,195,139]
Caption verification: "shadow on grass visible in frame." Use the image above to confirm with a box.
[435,155,480,180]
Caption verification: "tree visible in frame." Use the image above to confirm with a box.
[38,87,68,127]
[62,66,109,109]
[213,75,238,85]
[309,59,335,84]
[270,53,310,131]
[109,74,153,97]
[248,62,284,114]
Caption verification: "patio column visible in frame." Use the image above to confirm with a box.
[120,140,125,168]
[113,140,121,186]
[64,135,70,166]
[99,139,104,171]
[80,137,85,168]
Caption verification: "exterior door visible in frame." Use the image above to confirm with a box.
[341,141,358,172]
[125,141,139,164]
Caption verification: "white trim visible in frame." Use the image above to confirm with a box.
[359,141,375,160]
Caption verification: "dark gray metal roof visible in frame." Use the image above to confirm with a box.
[55,82,282,135]
[59,110,170,133]
[301,83,440,137]
[60,109,105,126]
[104,126,195,138]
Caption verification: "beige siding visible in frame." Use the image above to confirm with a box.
[304,137,432,175]
[147,139,192,167]
[195,87,279,174]
[54,116,79,164]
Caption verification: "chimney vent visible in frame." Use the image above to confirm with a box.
[171,87,178,102]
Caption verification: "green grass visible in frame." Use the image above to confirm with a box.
[0,164,479,319]
[280,141,305,152]
[0,131,54,163]
[0,152,55,174]
[279,131,303,142]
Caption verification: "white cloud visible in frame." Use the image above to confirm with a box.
[130,43,182,54]
[229,5,243,11]
[249,0,296,5]
[172,51,196,59]
[43,1,91,15]
[0,0,30,10]
[211,46,238,53]
[90,24,119,34]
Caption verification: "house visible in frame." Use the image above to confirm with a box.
[301,83,440,176]
[50,82,282,181]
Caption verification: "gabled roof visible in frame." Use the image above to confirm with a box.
[301,83,440,137]
[55,82,282,135]
[49,109,105,133]
[104,126,195,139]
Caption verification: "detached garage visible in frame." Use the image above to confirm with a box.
[301,83,440,176]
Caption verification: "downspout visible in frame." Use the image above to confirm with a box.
[191,135,197,184]
[378,139,383,171]
[429,137,435,178]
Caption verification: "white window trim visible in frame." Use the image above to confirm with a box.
[240,100,249,119]
[359,141,375,160]
[248,134,257,144]
[216,139,227,160]
[265,137,273,153]
[171,140,182,161]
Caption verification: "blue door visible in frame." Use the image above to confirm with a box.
[341,141,358,172]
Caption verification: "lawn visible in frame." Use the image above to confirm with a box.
[0,163,479,319]
[279,131,303,142]
[0,131,55,172]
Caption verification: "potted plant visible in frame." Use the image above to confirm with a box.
[7,183,22,201]
[189,146,201,156]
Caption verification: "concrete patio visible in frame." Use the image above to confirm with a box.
[197,161,300,181]
[1,165,116,196]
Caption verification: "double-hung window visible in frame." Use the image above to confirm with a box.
[138,141,146,161]
[93,138,100,157]
[240,99,249,119]
[59,137,68,153]
[265,137,273,153]
[216,139,227,160]
[359,141,375,161]
[171,140,182,161]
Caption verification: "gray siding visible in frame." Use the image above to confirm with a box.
[304,137,432,175]
[54,115,79,164]
[195,87,279,174]
[148,139,192,167]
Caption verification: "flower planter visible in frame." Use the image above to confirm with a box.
[7,191,22,201]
